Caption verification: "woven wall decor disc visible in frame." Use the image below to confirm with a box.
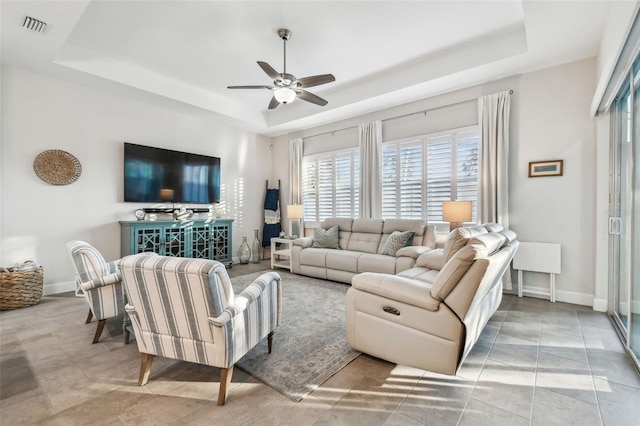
[33,150,82,185]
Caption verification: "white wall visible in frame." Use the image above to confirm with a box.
[512,58,596,305]
[272,58,598,306]
[1,66,272,294]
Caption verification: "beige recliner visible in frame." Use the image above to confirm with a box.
[345,224,518,375]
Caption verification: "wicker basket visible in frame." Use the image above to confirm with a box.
[0,264,44,311]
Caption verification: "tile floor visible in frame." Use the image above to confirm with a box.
[1,261,639,425]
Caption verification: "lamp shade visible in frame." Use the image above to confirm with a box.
[274,87,296,104]
[287,204,304,219]
[442,201,472,223]
[160,188,174,202]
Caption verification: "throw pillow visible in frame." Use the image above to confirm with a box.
[380,230,415,256]
[312,225,340,249]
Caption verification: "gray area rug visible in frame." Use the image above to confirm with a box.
[231,270,361,402]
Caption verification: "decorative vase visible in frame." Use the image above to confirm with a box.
[251,229,261,263]
[238,236,250,264]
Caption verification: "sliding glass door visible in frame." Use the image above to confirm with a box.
[610,57,640,370]
[633,61,640,363]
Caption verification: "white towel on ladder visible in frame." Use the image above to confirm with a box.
[264,207,280,224]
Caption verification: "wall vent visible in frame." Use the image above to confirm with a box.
[22,16,47,33]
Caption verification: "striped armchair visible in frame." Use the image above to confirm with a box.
[67,241,125,344]
[119,253,282,405]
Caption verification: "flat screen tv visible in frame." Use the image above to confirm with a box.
[124,142,221,204]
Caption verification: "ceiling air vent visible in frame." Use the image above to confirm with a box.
[22,16,47,33]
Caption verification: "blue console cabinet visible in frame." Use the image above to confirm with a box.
[119,219,234,266]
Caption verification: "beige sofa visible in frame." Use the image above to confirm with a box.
[346,224,518,375]
[291,218,436,284]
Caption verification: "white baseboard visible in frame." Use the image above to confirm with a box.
[519,285,593,307]
[44,280,76,296]
[554,289,595,307]
[593,298,608,312]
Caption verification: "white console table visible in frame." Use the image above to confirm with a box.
[270,237,293,271]
[512,242,561,303]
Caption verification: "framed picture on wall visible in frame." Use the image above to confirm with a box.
[528,160,563,177]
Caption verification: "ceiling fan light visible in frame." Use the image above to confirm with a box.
[274,87,296,104]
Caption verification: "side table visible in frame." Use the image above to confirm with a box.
[271,237,293,271]
[512,242,561,302]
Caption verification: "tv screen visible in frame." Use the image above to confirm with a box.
[124,142,221,204]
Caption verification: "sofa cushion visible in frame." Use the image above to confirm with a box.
[352,218,384,233]
[357,253,397,274]
[347,233,382,253]
[397,267,439,285]
[312,225,340,249]
[346,219,384,253]
[416,249,444,270]
[430,245,478,302]
[326,250,361,273]
[395,245,431,259]
[299,248,332,267]
[422,225,437,249]
[483,222,504,232]
[499,229,517,244]
[381,219,426,245]
[324,218,354,249]
[352,272,440,311]
[442,226,488,264]
[468,233,507,255]
[380,230,415,256]
[324,218,354,231]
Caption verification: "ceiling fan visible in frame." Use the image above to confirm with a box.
[227,28,335,109]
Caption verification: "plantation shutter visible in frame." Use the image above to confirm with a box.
[302,161,317,221]
[399,143,423,219]
[317,157,334,220]
[382,126,479,223]
[335,152,353,217]
[302,148,360,221]
[303,127,477,223]
[381,141,422,219]
[455,132,479,223]
[381,147,398,218]
[426,138,453,223]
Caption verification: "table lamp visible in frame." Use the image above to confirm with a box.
[287,204,304,238]
[443,200,472,231]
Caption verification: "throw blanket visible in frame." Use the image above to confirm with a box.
[264,189,279,211]
[262,223,282,247]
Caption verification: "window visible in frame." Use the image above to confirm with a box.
[382,141,423,219]
[382,127,479,223]
[302,149,359,221]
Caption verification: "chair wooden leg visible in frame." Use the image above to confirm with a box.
[85,309,93,324]
[92,319,106,344]
[217,366,234,406]
[267,331,274,354]
[138,353,154,386]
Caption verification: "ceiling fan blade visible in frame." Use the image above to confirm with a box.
[268,96,280,110]
[257,61,282,81]
[296,74,336,88]
[297,89,328,106]
[227,85,272,89]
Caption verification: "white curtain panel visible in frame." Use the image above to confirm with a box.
[478,90,512,289]
[359,121,382,219]
[288,138,303,205]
